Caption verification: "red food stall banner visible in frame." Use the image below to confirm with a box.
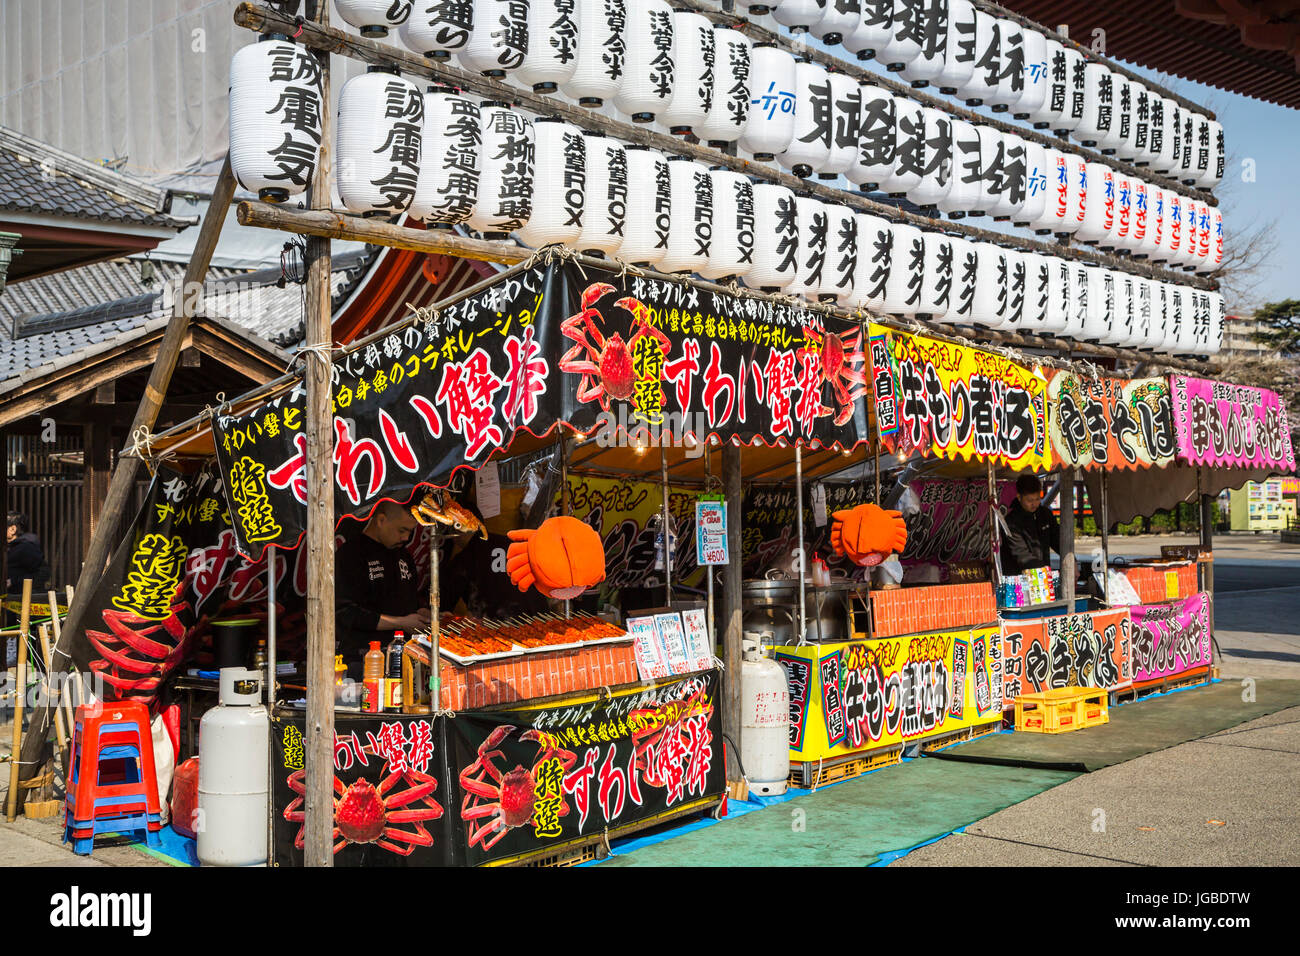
[999,607,1133,706]
[1047,372,1178,470]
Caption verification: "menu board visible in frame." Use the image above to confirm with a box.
[695,499,729,566]
[627,615,670,680]
[654,613,692,674]
[681,607,714,671]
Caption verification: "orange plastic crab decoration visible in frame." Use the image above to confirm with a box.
[506,516,607,599]
[830,504,908,568]
[560,283,670,411]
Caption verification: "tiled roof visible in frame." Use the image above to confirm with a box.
[0,249,380,390]
[0,127,195,231]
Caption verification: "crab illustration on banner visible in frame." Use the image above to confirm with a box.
[868,324,1050,471]
[1047,372,1178,470]
[830,503,908,567]
[506,516,607,599]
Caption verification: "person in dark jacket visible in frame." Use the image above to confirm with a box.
[1000,475,1060,575]
[6,512,50,593]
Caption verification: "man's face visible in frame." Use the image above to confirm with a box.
[1019,491,1042,513]
[6,524,17,543]
[374,511,417,549]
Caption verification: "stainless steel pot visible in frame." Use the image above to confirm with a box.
[741,579,849,644]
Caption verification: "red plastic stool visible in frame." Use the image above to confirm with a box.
[63,701,162,855]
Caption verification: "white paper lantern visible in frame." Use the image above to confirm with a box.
[970,242,1009,329]
[740,44,797,161]
[906,108,953,207]
[846,84,895,189]
[778,60,833,179]
[970,124,1003,215]
[1103,174,1132,251]
[1193,289,1213,354]
[824,203,858,302]
[1153,97,1181,175]
[1075,161,1115,243]
[1178,110,1197,183]
[661,12,714,135]
[1062,152,1088,235]
[933,0,976,93]
[962,8,999,106]
[1021,251,1050,330]
[1189,114,1213,188]
[1014,141,1049,227]
[988,17,1025,112]
[571,133,627,257]
[409,87,480,226]
[935,119,981,217]
[918,230,955,319]
[1203,119,1225,190]
[1132,277,1153,348]
[846,212,892,310]
[458,0,529,76]
[1077,265,1110,342]
[1208,206,1223,273]
[819,72,862,178]
[788,196,830,301]
[337,69,424,217]
[1194,199,1213,271]
[771,0,824,33]
[229,37,324,204]
[1207,290,1224,355]
[336,0,411,36]
[516,0,581,92]
[843,0,895,61]
[948,237,979,324]
[697,169,754,281]
[562,0,626,107]
[897,0,948,87]
[1177,196,1200,269]
[812,0,861,47]
[1112,271,1136,346]
[1095,72,1126,154]
[1130,84,1152,164]
[1126,179,1149,254]
[877,96,925,196]
[988,132,1027,220]
[1077,62,1113,148]
[1053,46,1087,134]
[1002,249,1027,329]
[1169,102,1188,177]
[1027,37,1064,128]
[1042,255,1071,334]
[876,0,924,71]
[1158,190,1183,264]
[517,119,585,248]
[1170,284,1195,354]
[1067,260,1091,342]
[698,30,751,147]
[1024,146,1066,232]
[657,157,713,274]
[614,0,675,123]
[1113,77,1137,161]
[1149,281,1170,351]
[1138,185,1163,259]
[1096,267,1120,343]
[399,1,473,58]
[619,146,671,265]
[467,103,534,237]
[1014,28,1049,120]
[746,183,799,291]
[883,222,925,316]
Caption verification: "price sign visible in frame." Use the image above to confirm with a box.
[695,499,728,566]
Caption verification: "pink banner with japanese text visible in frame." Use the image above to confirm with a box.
[1168,375,1295,473]
[1128,592,1213,684]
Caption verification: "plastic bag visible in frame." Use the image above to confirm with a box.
[152,714,174,826]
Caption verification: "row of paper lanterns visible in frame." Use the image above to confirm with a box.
[230,37,1222,276]
[330,0,1223,193]
[762,0,1224,190]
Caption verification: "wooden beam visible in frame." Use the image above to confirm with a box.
[0,347,163,429]
[302,0,336,870]
[231,2,1219,289]
[238,201,1221,376]
[17,154,239,804]
[181,348,202,368]
[94,381,115,404]
[187,327,287,383]
[82,420,111,553]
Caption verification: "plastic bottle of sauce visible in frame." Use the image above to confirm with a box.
[384,632,405,711]
[363,641,384,713]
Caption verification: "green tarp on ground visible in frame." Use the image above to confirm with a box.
[930,679,1300,773]
[597,759,1077,867]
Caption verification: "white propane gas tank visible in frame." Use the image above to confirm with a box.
[741,634,789,796]
[198,668,269,866]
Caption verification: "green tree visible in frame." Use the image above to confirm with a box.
[1251,299,1300,354]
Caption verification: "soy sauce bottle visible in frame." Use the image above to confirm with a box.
[384,631,406,711]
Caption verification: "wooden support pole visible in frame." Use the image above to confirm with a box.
[720,445,743,781]
[18,155,238,795]
[6,579,31,822]
[1199,472,1216,656]
[1059,469,1077,613]
[46,590,75,778]
[0,428,7,610]
[36,624,68,774]
[302,0,335,869]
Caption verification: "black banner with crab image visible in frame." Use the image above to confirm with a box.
[212,261,872,560]
[444,670,725,865]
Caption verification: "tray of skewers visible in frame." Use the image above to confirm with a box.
[416,613,631,665]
